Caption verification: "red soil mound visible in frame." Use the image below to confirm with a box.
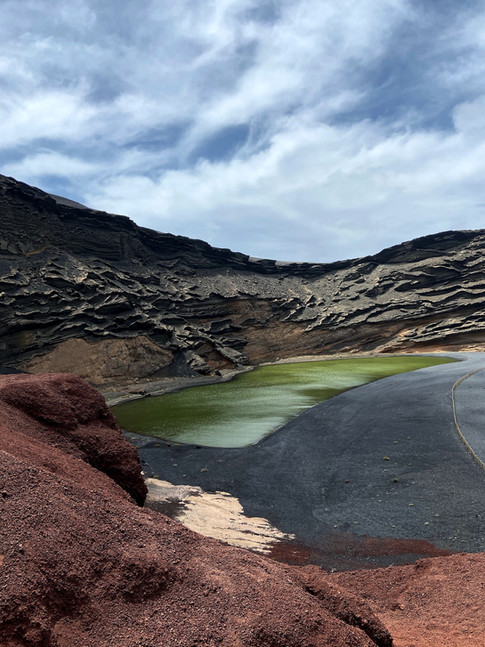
[0,373,392,647]
[331,553,485,647]
[0,373,147,505]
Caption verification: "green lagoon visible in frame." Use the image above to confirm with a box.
[112,356,454,448]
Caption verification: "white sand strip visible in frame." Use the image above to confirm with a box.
[145,477,294,553]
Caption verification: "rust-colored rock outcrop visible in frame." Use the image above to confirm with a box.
[0,373,392,646]
[0,373,147,505]
[331,553,485,647]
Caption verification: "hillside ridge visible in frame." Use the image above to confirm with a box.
[2,173,485,383]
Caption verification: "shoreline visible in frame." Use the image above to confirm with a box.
[102,366,252,407]
[102,349,457,407]
[135,352,485,570]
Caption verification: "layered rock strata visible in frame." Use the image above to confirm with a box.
[0,373,393,647]
[2,173,485,383]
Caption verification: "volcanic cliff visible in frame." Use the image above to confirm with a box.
[2,174,485,384]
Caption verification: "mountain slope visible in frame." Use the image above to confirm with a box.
[2,174,485,383]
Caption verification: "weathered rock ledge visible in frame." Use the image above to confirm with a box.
[3,174,485,384]
[0,373,394,646]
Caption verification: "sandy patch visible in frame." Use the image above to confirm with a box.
[145,477,294,553]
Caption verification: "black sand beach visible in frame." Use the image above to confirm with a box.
[127,353,485,570]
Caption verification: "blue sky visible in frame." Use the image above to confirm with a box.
[2,0,485,262]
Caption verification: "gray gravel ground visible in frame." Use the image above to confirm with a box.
[129,353,485,570]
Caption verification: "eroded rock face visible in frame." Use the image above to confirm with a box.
[0,373,392,646]
[3,173,485,383]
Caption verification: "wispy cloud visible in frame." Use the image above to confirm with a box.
[1,0,485,261]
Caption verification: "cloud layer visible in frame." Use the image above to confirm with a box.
[2,0,485,261]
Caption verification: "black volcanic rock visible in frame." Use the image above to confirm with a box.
[2,173,485,383]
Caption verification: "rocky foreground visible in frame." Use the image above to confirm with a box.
[1,373,484,647]
[0,373,393,647]
[3,174,485,384]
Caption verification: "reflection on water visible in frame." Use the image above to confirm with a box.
[112,356,453,448]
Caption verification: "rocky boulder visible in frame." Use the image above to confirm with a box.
[0,373,147,505]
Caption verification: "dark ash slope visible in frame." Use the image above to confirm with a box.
[2,173,485,383]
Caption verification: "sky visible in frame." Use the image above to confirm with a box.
[1,0,485,263]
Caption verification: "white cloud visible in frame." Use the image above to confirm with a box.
[2,152,101,180]
[0,88,96,150]
[85,95,485,261]
[452,96,485,137]
[1,0,485,261]
[181,0,412,150]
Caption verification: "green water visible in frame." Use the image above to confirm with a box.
[112,356,454,448]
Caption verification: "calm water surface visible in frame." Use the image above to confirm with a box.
[112,356,454,448]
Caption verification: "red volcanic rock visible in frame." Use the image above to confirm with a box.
[0,373,147,505]
[0,373,392,647]
[331,553,485,647]
[295,566,393,647]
